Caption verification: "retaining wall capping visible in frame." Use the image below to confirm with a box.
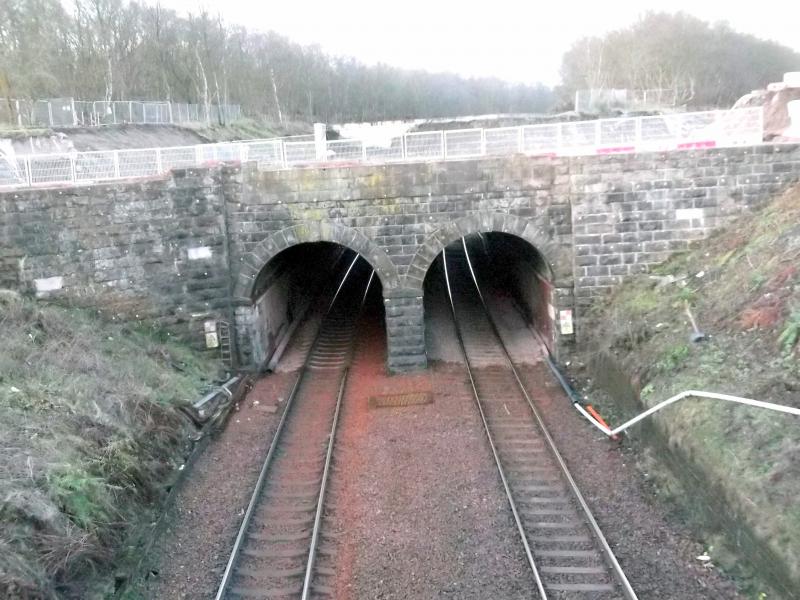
[1,145,798,371]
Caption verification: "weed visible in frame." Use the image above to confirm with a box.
[656,343,690,373]
[749,272,768,291]
[778,309,800,356]
[623,285,658,310]
[677,286,697,305]
[48,464,113,531]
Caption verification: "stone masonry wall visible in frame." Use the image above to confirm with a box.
[0,168,233,350]
[2,143,799,370]
[229,156,574,371]
[569,144,800,328]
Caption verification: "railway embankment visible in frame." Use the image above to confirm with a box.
[0,295,220,598]
[573,185,800,598]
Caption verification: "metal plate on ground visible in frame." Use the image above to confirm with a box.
[369,392,433,409]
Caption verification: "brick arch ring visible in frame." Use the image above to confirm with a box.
[404,211,559,288]
[233,221,401,302]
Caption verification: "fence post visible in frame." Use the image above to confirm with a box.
[556,122,563,153]
[168,102,174,124]
[441,130,446,159]
[280,141,287,169]
[113,150,120,178]
[70,98,77,127]
[480,128,487,156]
[401,134,407,161]
[314,123,327,161]
[517,126,523,154]
[70,154,77,183]
[24,157,32,186]
[47,101,54,128]
[155,148,163,173]
[595,120,602,147]
[15,100,22,127]
[635,117,643,147]
[362,140,367,162]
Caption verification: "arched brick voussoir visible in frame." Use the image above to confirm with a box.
[233,221,401,299]
[404,212,561,285]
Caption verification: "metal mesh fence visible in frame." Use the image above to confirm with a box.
[0,98,242,128]
[365,137,405,162]
[405,132,444,159]
[0,108,764,189]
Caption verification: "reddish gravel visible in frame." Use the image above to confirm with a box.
[142,274,746,600]
[140,370,304,598]
[326,314,537,599]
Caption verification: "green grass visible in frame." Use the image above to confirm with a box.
[0,294,217,598]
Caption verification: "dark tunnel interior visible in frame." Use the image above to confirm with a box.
[422,232,555,360]
[247,242,383,369]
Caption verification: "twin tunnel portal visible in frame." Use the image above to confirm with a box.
[241,230,555,373]
[5,146,796,373]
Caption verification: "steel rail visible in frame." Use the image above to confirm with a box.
[459,237,638,600]
[301,268,375,599]
[214,253,363,600]
[442,247,549,599]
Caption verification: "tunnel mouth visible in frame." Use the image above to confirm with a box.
[422,232,555,362]
[244,241,384,371]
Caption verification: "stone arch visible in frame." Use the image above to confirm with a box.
[405,211,562,289]
[233,221,401,302]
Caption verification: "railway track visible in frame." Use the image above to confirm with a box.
[442,240,638,600]
[215,253,375,600]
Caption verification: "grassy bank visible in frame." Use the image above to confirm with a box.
[0,295,218,598]
[579,185,800,596]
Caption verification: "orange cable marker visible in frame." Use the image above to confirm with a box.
[586,404,620,441]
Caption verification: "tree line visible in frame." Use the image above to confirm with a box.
[559,12,800,109]
[2,3,797,125]
[0,0,554,123]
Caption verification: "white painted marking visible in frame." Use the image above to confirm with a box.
[205,331,219,349]
[34,276,63,294]
[188,246,212,260]
[559,309,574,335]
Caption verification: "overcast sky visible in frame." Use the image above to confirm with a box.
[152,0,800,86]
